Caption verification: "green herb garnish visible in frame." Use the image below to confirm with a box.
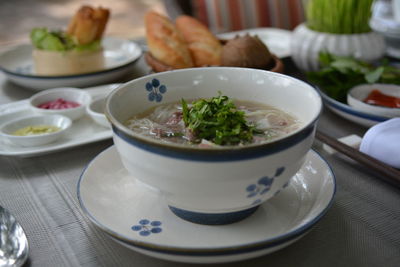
[30,27,101,52]
[307,52,400,102]
[305,0,373,34]
[181,93,257,146]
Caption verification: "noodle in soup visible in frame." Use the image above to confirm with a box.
[125,97,300,147]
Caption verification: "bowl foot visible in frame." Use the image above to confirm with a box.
[168,205,259,225]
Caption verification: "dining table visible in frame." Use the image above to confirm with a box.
[0,46,399,267]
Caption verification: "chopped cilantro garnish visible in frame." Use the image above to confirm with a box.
[181,93,257,145]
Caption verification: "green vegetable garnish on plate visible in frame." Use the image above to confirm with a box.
[30,27,101,52]
[181,93,258,146]
[307,52,400,102]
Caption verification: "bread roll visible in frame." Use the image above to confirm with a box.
[145,11,193,69]
[175,15,222,67]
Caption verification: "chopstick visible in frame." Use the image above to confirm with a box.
[315,130,400,188]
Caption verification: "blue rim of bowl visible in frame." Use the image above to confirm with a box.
[112,124,316,161]
[77,147,336,257]
[106,68,323,161]
[316,87,390,123]
[0,40,142,79]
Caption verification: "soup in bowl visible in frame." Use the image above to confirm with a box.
[105,67,322,225]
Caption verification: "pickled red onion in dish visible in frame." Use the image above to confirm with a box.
[38,98,80,109]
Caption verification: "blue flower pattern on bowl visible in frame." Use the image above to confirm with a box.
[246,167,285,205]
[131,219,162,236]
[145,78,167,102]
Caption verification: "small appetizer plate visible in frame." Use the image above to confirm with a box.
[86,96,110,128]
[78,146,335,264]
[29,87,92,121]
[0,37,142,90]
[0,114,71,147]
[347,83,400,118]
[317,87,391,128]
[0,83,119,157]
[218,28,292,58]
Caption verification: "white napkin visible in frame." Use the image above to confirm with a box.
[360,118,400,168]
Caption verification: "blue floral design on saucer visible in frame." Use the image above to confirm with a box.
[246,167,285,205]
[131,219,162,236]
[145,78,167,102]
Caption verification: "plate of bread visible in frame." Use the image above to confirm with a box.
[144,11,284,73]
[0,6,142,90]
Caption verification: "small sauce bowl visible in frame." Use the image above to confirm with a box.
[29,87,92,121]
[0,114,72,147]
[347,83,400,118]
[86,96,110,128]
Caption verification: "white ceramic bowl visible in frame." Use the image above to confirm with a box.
[347,83,400,118]
[87,96,110,128]
[29,87,92,120]
[0,114,72,147]
[105,67,322,225]
[291,23,385,71]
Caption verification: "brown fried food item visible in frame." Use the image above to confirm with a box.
[67,6,110,45]
[175,15,222,67]
[145,11,194,69]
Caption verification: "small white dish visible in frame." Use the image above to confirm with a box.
[218,27,292,58]
[347,83,400,118]
[0,83,119,157]
[0,37,142,90]
[78,146,335,264]
[317,88,390,127]
[87,96,110,128]
[29,87,92,121]
[0,114,71,147]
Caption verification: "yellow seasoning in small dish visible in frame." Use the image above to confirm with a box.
[12,125,61,136]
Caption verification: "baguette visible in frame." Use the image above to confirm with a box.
[175,15,222,67]
[145,11,193,69]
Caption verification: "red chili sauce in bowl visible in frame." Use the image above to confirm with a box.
[364,89,400,108]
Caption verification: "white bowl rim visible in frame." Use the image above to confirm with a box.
[0,114,72,138]
[105,67,323,152]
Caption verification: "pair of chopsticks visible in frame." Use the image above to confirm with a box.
[315,130,400,188]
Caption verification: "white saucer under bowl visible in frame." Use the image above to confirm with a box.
[78,146,335,264]
[0,37,142,90]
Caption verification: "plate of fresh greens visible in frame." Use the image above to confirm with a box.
[0,37,142,91]
[307,52,400,127]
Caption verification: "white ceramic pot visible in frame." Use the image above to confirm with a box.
[291,23,386,71]
[105,67,322,225]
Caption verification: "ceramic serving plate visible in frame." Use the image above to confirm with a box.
[317,88,391,128]
[0,84,120,157]
[218,28,292,58]
[0,37,142,90]
[78,146,336,264]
